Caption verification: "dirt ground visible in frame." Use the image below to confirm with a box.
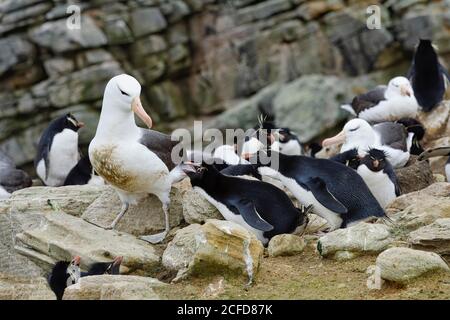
[158,244,450,300]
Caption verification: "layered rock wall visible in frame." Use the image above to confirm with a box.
[1,0,450,167]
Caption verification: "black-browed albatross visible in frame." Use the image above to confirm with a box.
[89,74,180,243]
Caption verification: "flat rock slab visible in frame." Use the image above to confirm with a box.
[15,211,160,275]
[162,220,264,282]
[64,275,166,300]
[317,222,393,260]
[0,273,54,300]
[408,218,450,255]
[8,185,105,217]
[376,247,449,283]
[81,185,184,236]
[387,182,450,231]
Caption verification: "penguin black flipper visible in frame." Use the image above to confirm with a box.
[387,169,401,196]
[227,198,274,232]
[301,177,348,214]
[418,146,450,160]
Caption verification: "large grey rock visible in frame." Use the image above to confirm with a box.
[8,185,105,217]
[162,220,264,283]
[182,188,222,224]
[273,75,350,142]
[29,16,107,53]
[267,234,306,257]
[63,275,166,300]
[0,274,54,300]
[0,36,35,77]
[317,223,393,260]
[130,8,167,38]
[15,211,160,275]
[387,183,450,231]
[408,218,450,255]
[81,185,184,236]
[376,247,449,283]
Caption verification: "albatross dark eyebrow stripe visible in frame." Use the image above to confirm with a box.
[117,85,130,96]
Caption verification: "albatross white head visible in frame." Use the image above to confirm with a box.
[96,74,153,137]
[322,119,376,154]
[385,76,413,99]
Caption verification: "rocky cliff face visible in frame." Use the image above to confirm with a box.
[1,0,450,168]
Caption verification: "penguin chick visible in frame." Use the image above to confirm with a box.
[48,256,81,300]
[35,113,84,186]
[357,149,401,209]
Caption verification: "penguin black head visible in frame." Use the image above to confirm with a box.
[64,113,85,132]
[87,256,123,276]
[274,128,299,143]
[396,118,425,155]
[180,162,221,190]
[307,142,322,158]
[360,149,387,172]
[48,256,81,300]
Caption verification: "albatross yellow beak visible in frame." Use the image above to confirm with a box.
[322,130,346,147]
[400,85,411,97]
[131,96,153,129]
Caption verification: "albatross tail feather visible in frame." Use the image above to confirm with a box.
[340,104,357,116]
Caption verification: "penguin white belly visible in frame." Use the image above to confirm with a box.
[378,146,409,168]
[45,129,80,186]
[358,98,418,122]
[0,186,11,200]
[258,167,343,231]
[193,186,267,244]
[445,162,450,182]
[89,140,170,197]
[87,174,105,186]
[357,166,396,209]
[272,140,302,156]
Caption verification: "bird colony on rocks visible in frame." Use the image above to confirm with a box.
[1,10,450,299]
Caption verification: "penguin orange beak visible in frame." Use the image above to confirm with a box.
[77,121,85,128]
[322,130,346,147]
[113,256,123,267]
[72,256,81,266]
[132,96,153,129]
[373,160,379,168]
[400,85,411,97]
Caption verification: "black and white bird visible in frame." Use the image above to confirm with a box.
[255,152,385,231]
[0,151,32,199]
[329,148,360,170]
[63,155,104,186]
[34,113,84,186]
[341,76,419,123]
[408,39,450,112]
[356,149,400,209]
[418,146,450,181]
[322,119,410,168]
[81,256,123,276]
[271,128,303,156]
[396,118,426,155]
[48,256,81,300]
[89,74,181,244]
[180,162,308,245]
